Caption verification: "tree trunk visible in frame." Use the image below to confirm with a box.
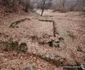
[25,4,29,12]
[40,0,46,16]
[41,8,44,16]
[25,0,30,12]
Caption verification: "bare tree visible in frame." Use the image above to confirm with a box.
[62,0,66,7]
[25,0,31,12]
[82,0,85,12]
[69,1,77,11]
[61,0,66,12]
[75,0,84,11]
[83,0,85,7]
[3,0,9,5]
[40,0,46,16]
[52,0,67,12]
[19,0,22,4]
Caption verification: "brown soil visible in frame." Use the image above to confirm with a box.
[0,8,85,70]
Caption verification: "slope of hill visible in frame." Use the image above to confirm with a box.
[0,4,85,70]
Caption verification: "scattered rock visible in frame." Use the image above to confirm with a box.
[42,33,51,38]
[19,43,28,53]
[77,46,83,52]
[53,40,60,48]
[22,65,36,70]
[47,37,60,48]
[58,37,64,42]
